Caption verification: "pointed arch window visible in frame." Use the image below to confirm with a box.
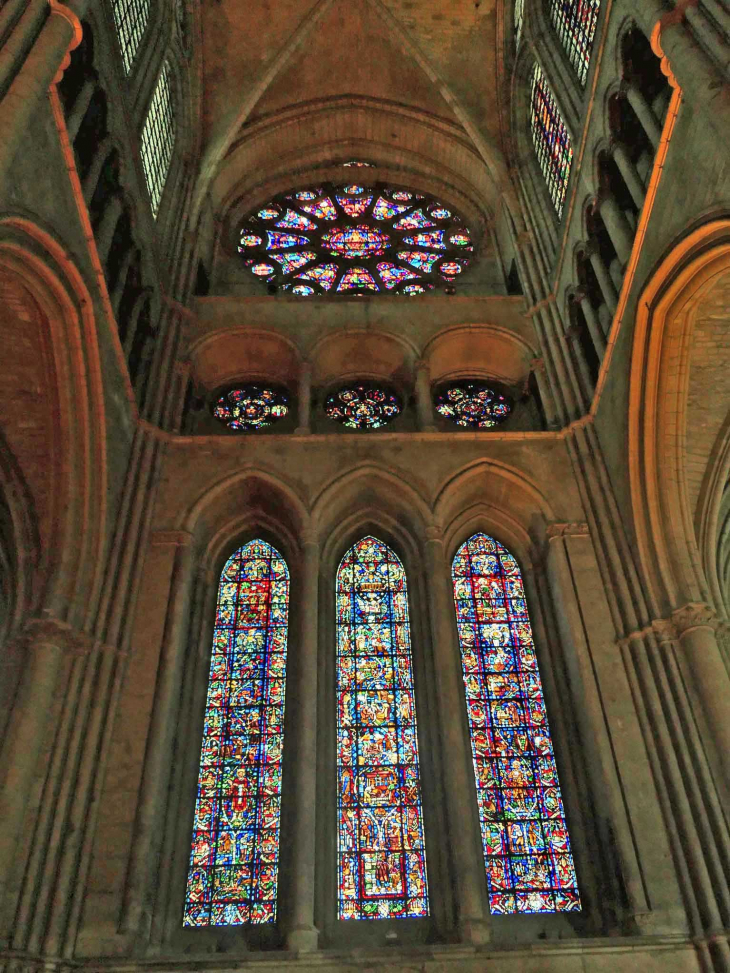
[549,0,601,85]
[110,0,150,74]
[140,60,175,218]
[451,533,580,915]
[184,540,289,927]
[336,536,429,920]
[529,62,573,218]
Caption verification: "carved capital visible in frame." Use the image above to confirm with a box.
[671,602,718,636]
[545,522,590,541]
[530,356,545,373]
[651,617,677,644]
[24,617,96,657]
[425,524,444,544]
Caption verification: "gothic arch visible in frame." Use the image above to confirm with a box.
[0,217,107,629]
[629,218,730,617]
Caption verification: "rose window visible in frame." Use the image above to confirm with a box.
[434,381,512,428]
[238,183,474,296]
[212,385,290,432]
[325,383,402,429]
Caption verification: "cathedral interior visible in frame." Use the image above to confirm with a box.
[2,0,730,971]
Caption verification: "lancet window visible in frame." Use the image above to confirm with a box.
[336,537,429,920]
[451,533,580,914]
[110,0,150,74]
[140,60,175,217]
[514,0,525,46]
[529,62,574,217]
[549,0,601,85]
[184,540,290,927]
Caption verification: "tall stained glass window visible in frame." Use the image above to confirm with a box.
[514,0,525,47]
[549,0,601,86]
[111,0,150,73]
[140,60,175,218]
[184,540,289,927]
[336,537,429,920]
[451,533,580,915]
[530,63,573,218]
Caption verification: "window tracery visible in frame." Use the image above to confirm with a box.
[238,185,474,296]
[336,537,429,919]
[434,382,512,429]
[110,0,150,73]
[184,540,290,926]
[325,384,402,430]
[451,533,580,914]
[549,0,601,85]
[140,60,175,218]
[212,386,290,432]
[529,63,574,217]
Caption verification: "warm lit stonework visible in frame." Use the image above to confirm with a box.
[1,1,730,972]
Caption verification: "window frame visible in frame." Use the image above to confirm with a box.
[110,0,151,75]
[140,58,176,220]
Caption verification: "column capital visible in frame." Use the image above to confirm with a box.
[545,522,590,542]
[301,526,320,550]
[671,601,718,636]
[425,524,444,544]
[24,616,97,657]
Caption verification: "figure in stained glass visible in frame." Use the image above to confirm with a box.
[451,534,580,915]
[336,537,429,919]
[184,540,290,926]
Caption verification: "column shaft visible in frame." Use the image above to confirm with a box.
[579,295,607,352]
[295,361,312,435]
[286,537,319,952]
[66,78,96,142]
[599,194,635,267]
[415,360,435,431]
[589,249,619,313]
[612,142,646,210]
[95,195,124,267]
[625,84,663,150]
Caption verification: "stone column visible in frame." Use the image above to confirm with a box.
[611,142,647,210]
[530,356,559,429]
[295,361,312,435]
[286,531,320,952]
[82,137,113,203]
[576,293,607,356]
[95,194,124,267]
[110,249,136,318]
[598,194,635,268]
[120,532,194,938]
[587,244,619,313]
[424,526,490,944]
[65,78,96,142]
[624,83,663,150]
[672,603,730,789]
[414,358,436,431]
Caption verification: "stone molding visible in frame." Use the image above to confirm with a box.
[671,601,718,636]
[545,522,590,541]
[23,616,99,657]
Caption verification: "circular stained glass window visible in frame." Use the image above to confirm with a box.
[213,385,290,432]
[238,183,474,296]
[325,382,402,430]
[434,382,512,429]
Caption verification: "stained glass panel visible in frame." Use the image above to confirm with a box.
[402,231,446,250]
[296,263,339,291]
[271,251,316,274]
[337,195,374,218]
[212,386,290,432]
[184,540,290,926]
[111,0,150,74]
[325,383,401,429]
[434,383,512,429]
[266,232,310,250]
[337,267,379,292]
[376,262,419,289]
[530,63,573,217]
[337,536,429,920]
[397,251,440,273]
[324,226,390,260]
[276,210,318,231]
[300,197,339,221]
[451,533,580,915]
[393,210,436,230]
[549,0,601,85]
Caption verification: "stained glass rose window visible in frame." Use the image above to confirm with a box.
[434,382,512,429]
[212,385,290,431]
[325,383,402,430]
[238,184,474,296]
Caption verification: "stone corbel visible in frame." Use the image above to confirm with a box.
[671,601,718,636]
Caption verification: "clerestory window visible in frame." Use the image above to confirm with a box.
[548,0,601,86]
[529,62,574,218]
[110,0,150,74]
[140,60,175,218]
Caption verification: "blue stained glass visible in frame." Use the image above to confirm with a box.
[337,267,379,292]
[451,533,580,915]
[337,195,373,218]
[276,209,318,231]
[397,250,440,272]
[376,262,419,289]
[300,197,338,221]
[266,231,310,250]
[530,63,573,217]
[549,0,601,85]
[337,537,429,920]
[296,262,339,291]
[402,231,446,250]
[184,540,290,927]
[373,197,411,221]
[393,210,436,230]
[271,251,316,274]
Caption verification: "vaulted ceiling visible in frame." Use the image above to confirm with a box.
[194,0,511,233]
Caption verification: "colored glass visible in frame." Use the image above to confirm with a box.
[212,386,289,431]
[376,262,419,289]
[184,540,290,926]
[239,184,474,296]
[337,268,380,293]
[440,261,463,276]
[402,231,446,250]
[343,160,375,167]
[451,533,580,915]
[336,536,430,920]
[403,283,433,295]
[393,210,436,230]
[325,383,401,429]
[530,63,574,217]
[434,382,512,429]
[296,263,339,291]
[266,232,311,250]
[271,251,316,274]
[337,195,373,218]
[324,226,390,260]
[549,0,601,85]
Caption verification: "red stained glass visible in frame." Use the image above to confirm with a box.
[337,537,429,920]
[184,540,289,927]
[530,63,573,217]
[451,533,580,914]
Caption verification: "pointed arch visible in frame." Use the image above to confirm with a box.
[184,539,290,926]
[548,0,601,85]
[451,532,580,914]
[336,536,429,920]
[110,0,151,73]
